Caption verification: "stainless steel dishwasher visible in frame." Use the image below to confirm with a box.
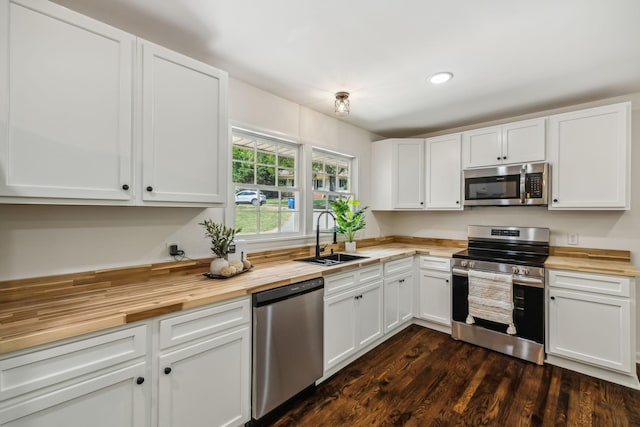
[252,277,324,422]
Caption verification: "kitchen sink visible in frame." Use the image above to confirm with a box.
[294,253,369,266]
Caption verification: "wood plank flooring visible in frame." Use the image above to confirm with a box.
[270,325,640,426]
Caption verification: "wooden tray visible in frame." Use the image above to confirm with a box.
[202,266,253,279]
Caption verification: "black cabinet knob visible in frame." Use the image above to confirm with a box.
[420,201,424,205]
[503,156,507,160]
[136,377,144,385]
[445,279,449,283]
[456,201,459,204]
[553,198,558,203]
[146,186,153,192]
[497,157,501,160]
[164,367,172,375]
[550,296,556,300]
[122,184,129,190]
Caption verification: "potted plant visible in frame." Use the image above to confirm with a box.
[330,198,368,253]
[199,219,241,274]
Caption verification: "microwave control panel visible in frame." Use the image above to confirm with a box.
[525,173,544,199]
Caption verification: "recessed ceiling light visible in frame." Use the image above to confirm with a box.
[428,72,453,85]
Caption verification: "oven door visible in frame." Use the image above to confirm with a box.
[451,268,544,344]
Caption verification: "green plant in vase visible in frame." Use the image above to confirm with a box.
[330,198,368,252]
[199,219,241,275]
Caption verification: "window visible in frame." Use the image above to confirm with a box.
[312,149,354,230]
[232,129,300,236]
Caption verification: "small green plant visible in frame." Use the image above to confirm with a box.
[330,198,368,243]
[199,219,241,258]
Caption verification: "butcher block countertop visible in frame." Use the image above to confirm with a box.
[0,243,461,355]
[1,238,638,356]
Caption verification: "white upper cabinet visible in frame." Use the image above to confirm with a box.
[548,102,630,210]
[140,41,227,205]
[0,0,228,206]
[462,118,546,168]
[370,139,424,210]
[425,133,462,210]
[0,0,135,203]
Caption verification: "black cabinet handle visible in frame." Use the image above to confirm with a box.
[136,377,144,385]
[122,184,129,190]
[146,186,153,192]
[164,367,172,375]
[420,202,424,205]
[553,198,558,203]
[550,296,555,300]
[445,279,449,283]
[456,201,459,204]
[503,156,507,160]
[496,157,501,160]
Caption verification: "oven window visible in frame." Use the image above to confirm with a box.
[465,174,520,200]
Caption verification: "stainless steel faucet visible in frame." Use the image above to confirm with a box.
[315,211,337,257]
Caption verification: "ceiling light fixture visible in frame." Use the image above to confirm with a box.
[428,72,453,85]
[334,91,350,116]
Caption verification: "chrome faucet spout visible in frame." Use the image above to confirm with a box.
[316,211,337,257]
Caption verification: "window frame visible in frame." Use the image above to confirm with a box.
[230,127,302,239]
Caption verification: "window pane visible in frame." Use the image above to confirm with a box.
[256,143,276,165]
[232,145,254,162]
[232,161,254,184]
[338,177,349,192]
[235,205,257,234]
[278,169,295,187]
[279,146,296,169]
[256,166,276,186]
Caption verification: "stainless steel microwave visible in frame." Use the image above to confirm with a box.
[463,162,548,206]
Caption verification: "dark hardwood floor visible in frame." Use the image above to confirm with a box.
[270,324,640,427]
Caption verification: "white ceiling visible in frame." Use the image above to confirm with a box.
[53,0,640,137]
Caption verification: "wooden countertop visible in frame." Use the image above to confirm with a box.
[1,240,637,356]
[0,244,458,355]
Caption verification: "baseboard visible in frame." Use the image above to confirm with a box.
[412,318,452,335]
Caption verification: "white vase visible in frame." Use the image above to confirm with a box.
[345,241,357,253]
[210,257,229,275]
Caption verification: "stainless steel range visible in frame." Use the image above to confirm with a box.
[451,225,550,364]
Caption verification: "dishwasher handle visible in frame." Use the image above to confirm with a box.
[252,277,324,307]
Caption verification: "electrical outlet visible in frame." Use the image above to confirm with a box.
[567,233,579,245]
[167,242,181,256]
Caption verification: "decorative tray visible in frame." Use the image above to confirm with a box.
[202,266,253,279]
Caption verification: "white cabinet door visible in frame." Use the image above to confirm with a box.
[548,102,630,209]
[462,118,545,168]
[158,326,250,427]
[501,118,546,165]
[0,363,148,427]
[425,134,462,210]
[548,288,631,373]
[356,281,383,348]
[418,269,451,326]
[0,0,134,202]
[392,140,424,208]
[140,40,228,205]
[324,288,358,371]
[384,274,413,334]
[462,126,501,168]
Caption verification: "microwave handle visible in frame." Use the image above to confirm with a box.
[520,165,526,204]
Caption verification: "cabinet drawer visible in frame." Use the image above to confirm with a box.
[0,324,147,401]
[324,270,357,296]
[384,257,414,276]
[419,256,451,272]
[549,270,630,297]
[159,298,250,350]
[359,265,383,284]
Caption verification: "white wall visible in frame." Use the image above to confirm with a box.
[0,78,380,281]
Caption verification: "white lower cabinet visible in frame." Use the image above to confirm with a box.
[324,266,383,372]
[157,327,250,427]
[0,325,149,427]
[416,256,452,329]
[383,257,415,334]
[0,297,251,427]
[546,269,639,389]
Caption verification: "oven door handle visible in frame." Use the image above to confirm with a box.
[452,267,544,288]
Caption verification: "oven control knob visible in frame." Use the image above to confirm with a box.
[522,268,530,275]
[468,261,476,268]
[460,260,468,267]
[512,266,519,274]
